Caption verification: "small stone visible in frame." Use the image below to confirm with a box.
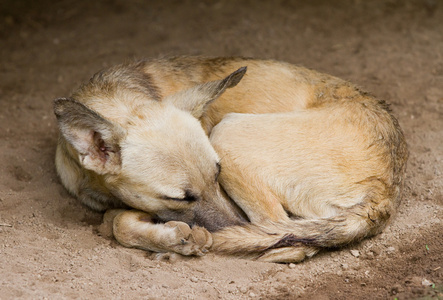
[387,246,396,253]
[350,250,360,257]
[190,277,198,283]
[249,292,256,297]
[365,251,374,260]
[370,248,380,256]
[288,263,296,269]
[341,263,349,270]
[422,278,433,286]
[239,286,248,294]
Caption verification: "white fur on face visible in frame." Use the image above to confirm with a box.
[112,102,220,212]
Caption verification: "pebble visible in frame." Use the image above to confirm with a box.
[190,277,198,283]
[422,278,433,286]
[350,250,360,257]
[370,248,380,256]
[249,292,256,297]
[386,246,396,253]
[288,263,296,269]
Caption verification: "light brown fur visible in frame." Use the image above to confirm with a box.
[53,57,408,263]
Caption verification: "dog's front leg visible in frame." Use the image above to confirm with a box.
[100,209,213,257]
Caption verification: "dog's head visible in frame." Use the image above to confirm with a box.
[54,67,247,231]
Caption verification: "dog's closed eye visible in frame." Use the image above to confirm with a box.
[163,190,198,202]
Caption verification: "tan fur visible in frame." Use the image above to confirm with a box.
[53,57,408,263]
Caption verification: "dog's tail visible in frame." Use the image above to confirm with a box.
[211,201,394,263]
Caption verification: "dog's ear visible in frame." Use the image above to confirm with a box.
[54,98,125,175]
[165,66,247,118]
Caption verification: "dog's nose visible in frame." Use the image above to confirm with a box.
[192,189,247,232]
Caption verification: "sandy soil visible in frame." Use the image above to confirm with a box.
[0,0,442,299]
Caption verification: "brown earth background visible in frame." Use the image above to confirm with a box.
[0,0,442,299]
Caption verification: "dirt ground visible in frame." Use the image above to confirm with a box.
[0,0,442,299]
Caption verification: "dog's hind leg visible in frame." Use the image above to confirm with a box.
[102,209,213,256]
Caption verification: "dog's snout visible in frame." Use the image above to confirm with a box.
[191,185,247,232]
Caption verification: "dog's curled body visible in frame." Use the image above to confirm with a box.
[54,57,408,262]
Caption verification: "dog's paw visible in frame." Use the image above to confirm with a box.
[164,221,213,256]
